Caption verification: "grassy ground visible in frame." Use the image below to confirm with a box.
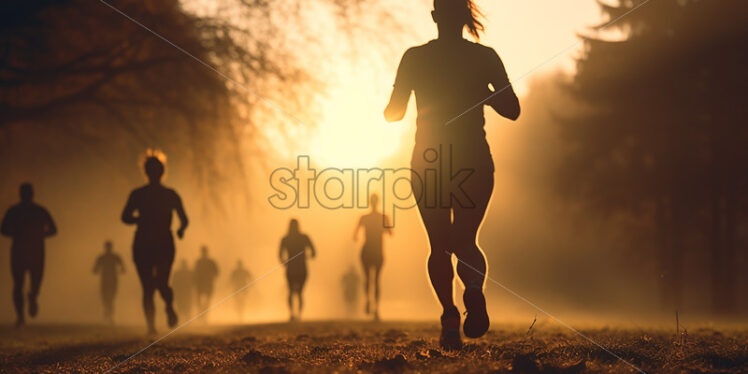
[0,321,745,373]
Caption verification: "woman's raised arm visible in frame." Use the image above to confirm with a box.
[485,48,520,121]
[384,49,415,122]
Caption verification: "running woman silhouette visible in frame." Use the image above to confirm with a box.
[93,240,125,324]
[1,183,57,327]
[279,219,316,321]
[353,193,392,321]
[194,246,219,316]
[172,259,195,320]
[384,0,520,349]
[122,152,188,334]
[341,265,361,318]
[229,259,252,321]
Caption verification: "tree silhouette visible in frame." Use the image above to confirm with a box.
[0,0,396,203]
[558,0,747,313]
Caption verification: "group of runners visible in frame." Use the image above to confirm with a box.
[0,170,391,332]
[278,193,391,322]
[91,242,231,325]
[2,0,520,349]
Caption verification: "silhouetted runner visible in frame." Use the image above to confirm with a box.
[384,0,520,349]
[172,259,194,320]
[93,240,124,324]
[230,260,252,321]
[1,183,57,327]
[341,265,361,318]
[353,194,392,321]
[122,154,188,334]
[279,219,316,321]
[194,246,219,317]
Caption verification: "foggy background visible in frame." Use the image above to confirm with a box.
[0,0,746,327]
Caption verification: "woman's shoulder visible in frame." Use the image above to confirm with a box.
[156,185,181,199]
[468,41,498,57]
[412,39,436,50]
[405,39,447,56]
[413,39,496,55]
[466,42,504,69]
[401,42,429,60]
[128,185,149,198]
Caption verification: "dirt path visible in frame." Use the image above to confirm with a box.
[0,321,745,373]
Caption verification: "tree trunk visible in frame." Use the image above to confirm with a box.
[709,188,738,314]
[657,197,683,310]
[670,202,684,310]
[710,191,723,312]
[720,192,737,313]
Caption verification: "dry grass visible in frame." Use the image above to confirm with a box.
[0,321,745,373]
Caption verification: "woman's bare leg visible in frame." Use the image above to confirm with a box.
[419,205,454,311]
[452,167,493,338]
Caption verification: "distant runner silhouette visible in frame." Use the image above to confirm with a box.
[353,194,392,321]
[172,259,194,320]
[93,240,125,324]
[341,265,361,318]
[1,183,57,327]
[122,153,188,334]
[194,246,219,316]
[384,0,520,349]
[279,219,316,321]
[230,260,252,321]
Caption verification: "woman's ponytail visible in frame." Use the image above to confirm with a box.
[464,0,485,41]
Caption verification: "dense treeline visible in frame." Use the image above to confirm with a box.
[559,0,747,313]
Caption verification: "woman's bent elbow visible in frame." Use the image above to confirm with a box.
[502,100,520,121]
[383,107,404,123]
[507,105,520,121]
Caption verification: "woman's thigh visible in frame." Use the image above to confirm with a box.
[411,142,495,251]
[452,166,494,245]
[411,162,452,252]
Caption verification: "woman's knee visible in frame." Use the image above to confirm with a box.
[454,245,486,264]
[448,222,479,246]
[428,250,453,273]
[142,284,156,295]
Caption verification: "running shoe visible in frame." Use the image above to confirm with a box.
[463,283,489,338]
[439,306,463,350]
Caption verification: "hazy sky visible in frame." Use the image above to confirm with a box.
[481,0,602,86]
[184,0,607,166]
[308,0,604,167]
